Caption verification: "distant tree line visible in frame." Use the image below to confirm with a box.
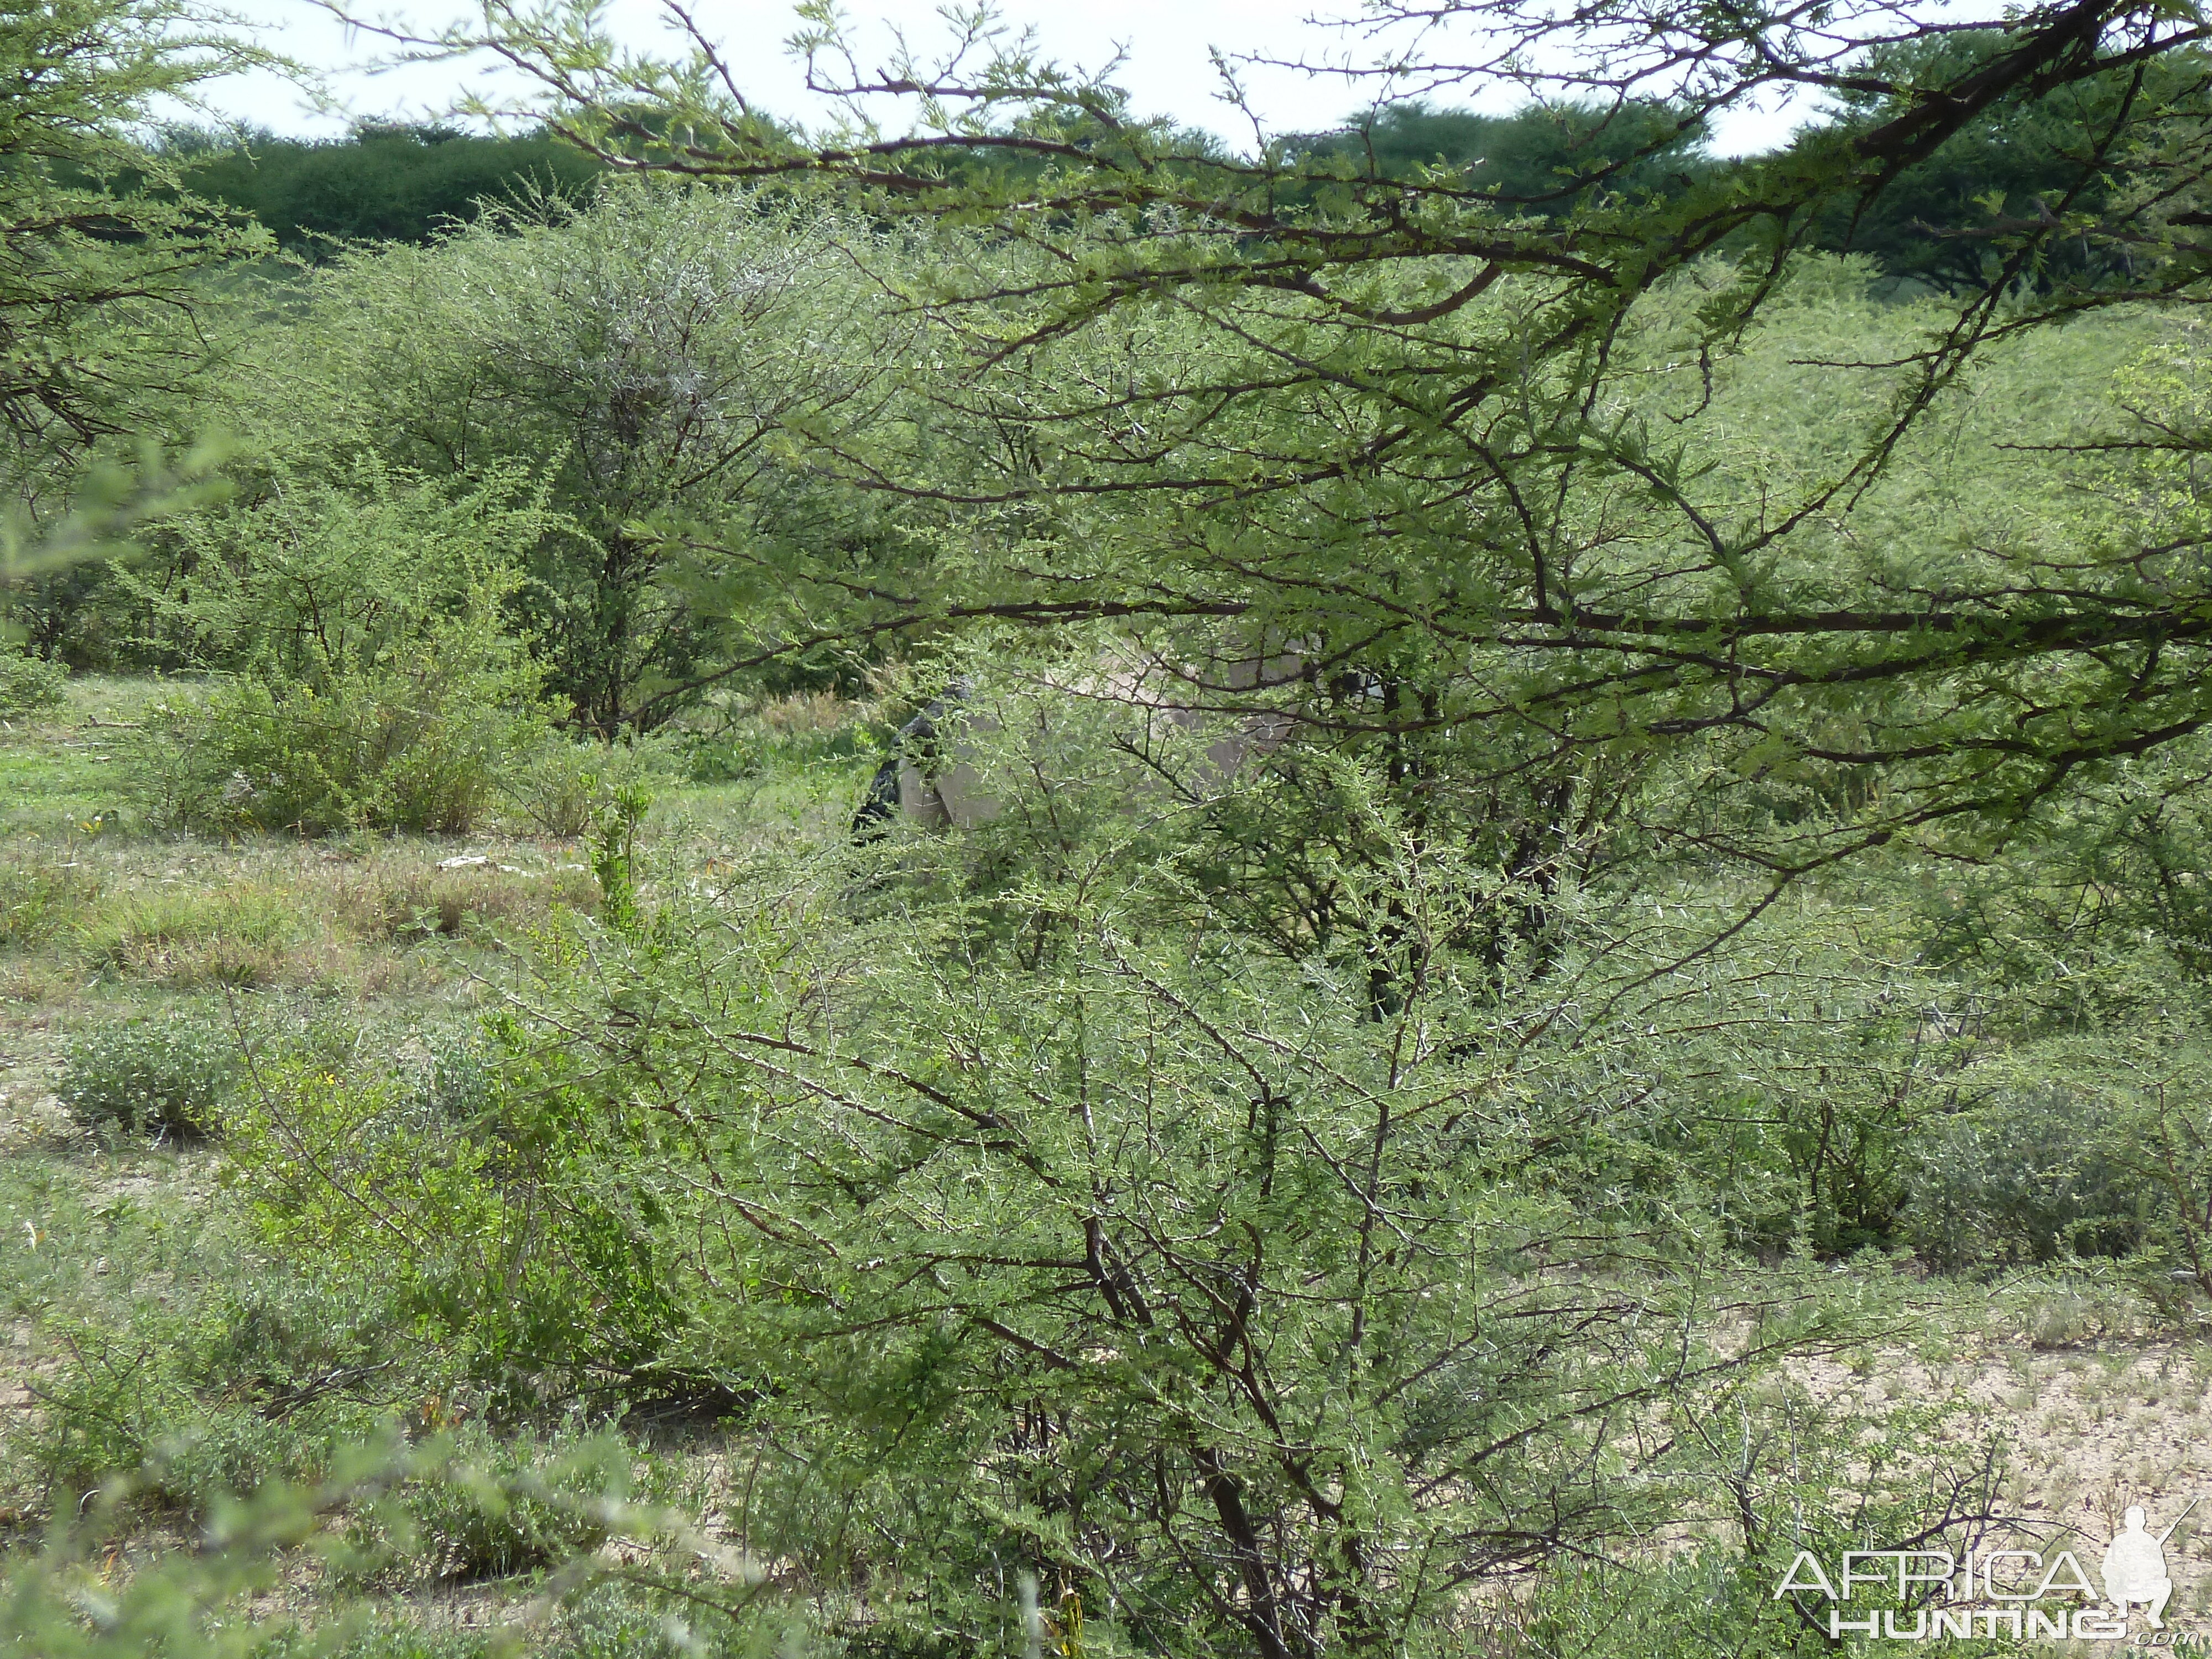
[1297,29,2177,293]
[151,27,2167,292]
[166,122,605,254]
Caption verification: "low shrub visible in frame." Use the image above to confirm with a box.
[1901,1084,2152,1271]
[131,630,552,837]
[686,726,876,787]
[0,652,66,718]
[685,722,877,784]
[265,1621,498,1659]
[501,737,669,838]
[415,1031,494,1120]
[678,692,879,784]
[58,1013,237,1138]
[221,1040,696,1408]
[126,1407,351,1516]
[548,1585,712,1659]
[380,1421,625,1583]
[0,1457,371,1657]
[1987,1267,2159,1348]
[29,1229,423,1510]
[0,1432,686,1658]
[502,741,611,839]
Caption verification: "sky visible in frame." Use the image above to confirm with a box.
[212,1,1815,155]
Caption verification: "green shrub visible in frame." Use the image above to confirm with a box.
[0,651,65,717]
[29,1228,426,1512]
[229,851,1905,1654]
[502,740,606,837]
[264,1621,498,1659]
[132,634,554,837]
[416,1033,494,1120]
[0,1434,681,1658]
[0,1461,368,1658]
[547,1586,705,1659]
[1902,1084,2153,1271]
[58,1013,237,1138]
[682,722,877,784]
[180,124,606,255]
[129,1409,351,1515]
[366,1421,629,1584]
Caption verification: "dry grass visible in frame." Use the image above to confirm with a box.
[0,675,860,1069]
[327,852,598,942]
[757,690,852,734]
[0,837,597,1000]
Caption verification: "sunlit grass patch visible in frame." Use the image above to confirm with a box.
[0,857,102,948]
[0,675,206,838]
[0,752,128,839]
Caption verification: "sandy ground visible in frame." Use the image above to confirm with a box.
[1793,1340,2212,1641]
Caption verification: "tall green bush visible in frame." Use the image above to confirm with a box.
[0,0,272,489]
[217,774,1903,1655]
[132,622,552,836]
[201,181,912,733]
[0,653,65,717]
[175,123,605,254]
[113,462,550,682]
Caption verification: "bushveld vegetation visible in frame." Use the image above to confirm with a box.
[12,0,2212,1653]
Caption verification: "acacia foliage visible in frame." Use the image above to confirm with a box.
[0,0,282,664]
[727,259,2190,958]
[114,462,549,680]
[28,2,2212,1649]
[206,658,2154,1650]
[0,0,273,482]
[231,783,1972,1654]
[1304,36,2203,295]
[377,0,2212,888]
[1805,29,2206,291]
[1288,100,1712,216]
[108,466,562,834]
[129,629,552,836]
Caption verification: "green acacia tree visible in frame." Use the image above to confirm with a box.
[190,6,2212,1648]
[1804,29,2204,291]
[1288,98,1714,216]
[342,0,2212,889]
[173,120,606,254]
[229,763,2012,1655]
[206,179,916,732]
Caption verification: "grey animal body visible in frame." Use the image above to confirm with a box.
[853,693,965,836]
